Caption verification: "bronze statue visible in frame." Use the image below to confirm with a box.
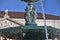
[21,0,39,25]
[25,2,37,25]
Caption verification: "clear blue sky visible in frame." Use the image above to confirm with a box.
[0,0,60,16]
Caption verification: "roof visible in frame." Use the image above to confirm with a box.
[0,11,60,20]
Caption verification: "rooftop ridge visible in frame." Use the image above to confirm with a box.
[0,11,60,20]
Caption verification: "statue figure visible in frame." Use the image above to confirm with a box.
[25,3,37,25]
[25,5,31,24]
[30,6,37,23]
[4,9,9,18]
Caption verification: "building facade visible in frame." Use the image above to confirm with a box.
[0,11,60,40]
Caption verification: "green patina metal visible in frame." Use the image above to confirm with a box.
[24,0,38,26]
[0,26,60,36]
[0,26,58,32]
[0,26,60,39]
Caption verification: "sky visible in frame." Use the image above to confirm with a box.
[0,0,60,16]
